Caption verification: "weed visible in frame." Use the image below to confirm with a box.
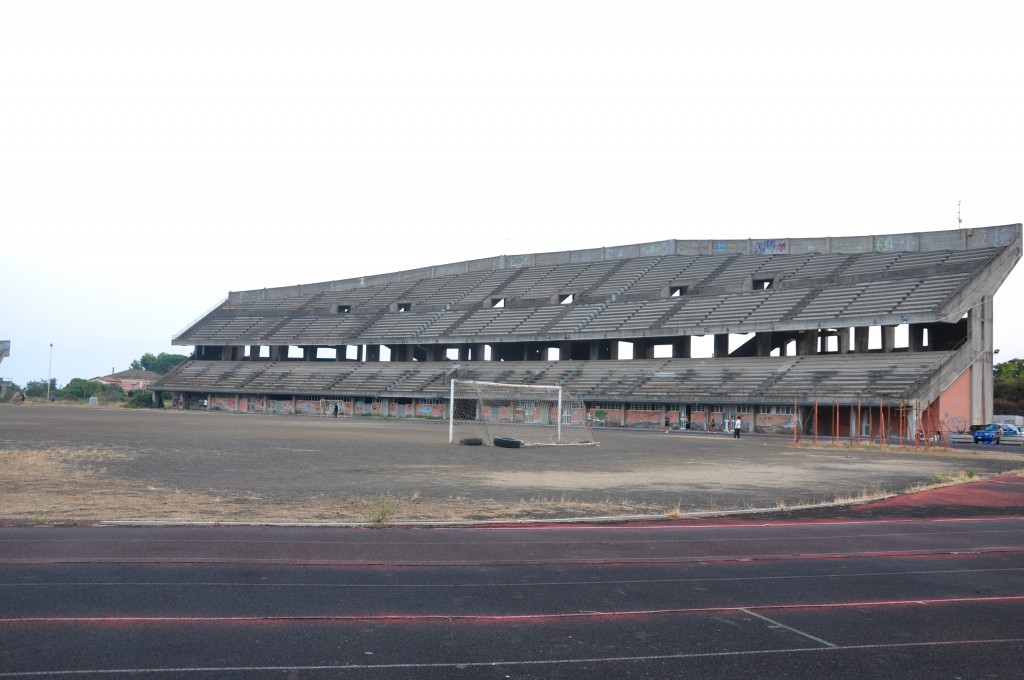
[364,496,400,525]
[34,517,49,526]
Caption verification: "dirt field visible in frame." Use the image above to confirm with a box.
[2,405,1021,524]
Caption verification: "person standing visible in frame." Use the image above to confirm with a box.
[733,416,742,438]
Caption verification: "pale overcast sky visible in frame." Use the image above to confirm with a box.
[1,0,1021,387]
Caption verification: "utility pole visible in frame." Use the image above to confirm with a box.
[46,343,53,401]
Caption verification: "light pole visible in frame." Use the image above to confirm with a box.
[46,343,53,401]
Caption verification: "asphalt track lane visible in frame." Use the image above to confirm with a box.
[2,489,1024,679]
[3,517,1024,565]
[2,602,1023,678]
[2,556,1024,619]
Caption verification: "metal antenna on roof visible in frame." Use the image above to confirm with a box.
[957,200,962,228]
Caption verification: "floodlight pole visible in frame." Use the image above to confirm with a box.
[557,386,563,444]
[46,343,53,401]
[448,379,456,444]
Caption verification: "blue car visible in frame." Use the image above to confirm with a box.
[973,424,1008,444]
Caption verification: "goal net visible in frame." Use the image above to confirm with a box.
[448,380,596,446]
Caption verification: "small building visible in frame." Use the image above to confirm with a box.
[93,369,162,393]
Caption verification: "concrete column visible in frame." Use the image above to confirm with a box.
[756,333,772,357]
[366,345,380,362]
[672,337,691,359]
[881,325,896,353]
[458,345,471,361]
[631,340,654,359]
[797,330,817,356]
[970,295,994,424]
[838,328,850,354]
[854,327,870,353]
[335,345,347,361]
[713,334,729,358]
[303,347,316,361]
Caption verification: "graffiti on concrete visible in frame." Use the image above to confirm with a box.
[944,414,970,434]
[713,241,739,254]
[752,240,787,255]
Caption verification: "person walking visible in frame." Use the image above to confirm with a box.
[733,416,742,438]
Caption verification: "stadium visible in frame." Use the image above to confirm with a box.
[151,223,1021,442]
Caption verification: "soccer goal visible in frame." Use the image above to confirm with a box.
[448,380,596,446]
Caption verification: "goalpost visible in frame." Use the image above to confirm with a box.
[448,380,596,446]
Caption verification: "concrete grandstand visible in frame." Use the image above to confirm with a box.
[151,224,1021,439]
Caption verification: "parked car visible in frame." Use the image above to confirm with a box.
[973,423,1007,444]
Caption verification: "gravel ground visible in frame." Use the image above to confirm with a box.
[2,404,1021,524]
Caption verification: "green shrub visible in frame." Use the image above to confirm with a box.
[122,391,155,409]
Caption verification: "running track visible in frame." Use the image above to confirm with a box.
[2,476,1023,678]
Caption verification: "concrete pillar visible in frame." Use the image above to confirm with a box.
[838,328,850,354]
[756,333,772,357]
[881,325,896,353]
[631,340,653,360]
[335,345,347,361]
[970,295,994,424]
[366,345,380,362]
[797,330,817,356]
[471,344,486,360]
[713,334,729,358]
[357,345,366,362]
[672,337,691,359]
[854,327,870,353]
[303,347,316,361]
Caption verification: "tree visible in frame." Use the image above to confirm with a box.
[129,352,188,375]
[994,358,1024,380]
[993,358,1024,414]
[24,379,56,398]
[56,378,103,400]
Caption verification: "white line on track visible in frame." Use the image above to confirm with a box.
[3,594,1024,624]
[0,639,1022,677]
